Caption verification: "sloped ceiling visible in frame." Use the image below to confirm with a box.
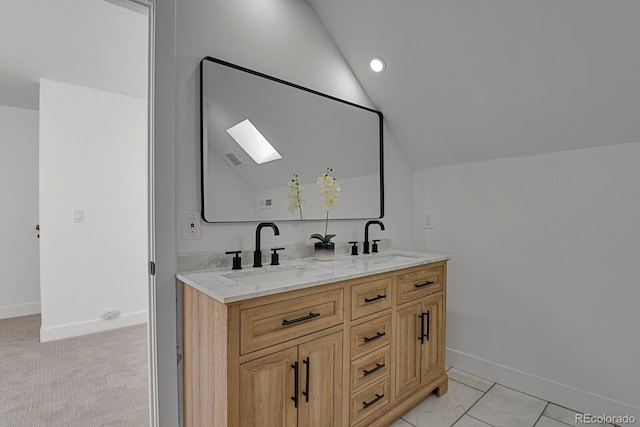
[0,0,147,110]
[309,0,640,168]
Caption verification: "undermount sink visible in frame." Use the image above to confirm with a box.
[365,254,421,265]
[225,267,316,286]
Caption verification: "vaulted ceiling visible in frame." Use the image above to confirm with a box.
[310,0,640,168]
[0,0,147,110]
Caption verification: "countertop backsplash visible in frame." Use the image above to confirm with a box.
[177,238,392,273]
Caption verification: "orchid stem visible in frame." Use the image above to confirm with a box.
[324,211,329,239]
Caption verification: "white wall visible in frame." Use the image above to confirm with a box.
[0,105,40,319]
[174,0,415,255]
[39,79,148,342]
[152,0,180,423]
[414,142,640,417]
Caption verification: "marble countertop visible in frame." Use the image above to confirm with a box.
[177,250,450,304]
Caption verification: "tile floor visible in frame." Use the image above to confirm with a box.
[389,367,619,427]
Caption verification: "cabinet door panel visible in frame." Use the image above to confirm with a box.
[421,294,444,381]
[298,332,343,427]
[395,303,422,398]
[240,347,298,427]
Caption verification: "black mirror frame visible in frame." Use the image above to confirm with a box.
[200,56,384,223]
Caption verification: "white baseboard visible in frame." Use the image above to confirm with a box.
[40,310,147,342]
[0,301,41,319]
[447,348,640,419]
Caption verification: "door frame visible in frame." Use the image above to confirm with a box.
[134,0,180,424]
[128,0,160,424]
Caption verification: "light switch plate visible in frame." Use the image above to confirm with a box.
[73,209,84,223]
[423,212,434,229]
[182,211,202,240]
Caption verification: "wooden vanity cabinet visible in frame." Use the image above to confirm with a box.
[239,331,343,427]
[395,293,445,398]
[182,260,448,427]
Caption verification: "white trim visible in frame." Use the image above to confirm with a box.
[447,347,640,419]
[134,0,159,425]
[0,301,41,319]
[39,310,147,342]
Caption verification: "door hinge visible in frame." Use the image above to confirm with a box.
[149,261,156,275]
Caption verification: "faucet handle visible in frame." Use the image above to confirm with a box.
[225,250,242,270]
[270,247,285,266]
[348,241,359,256]
[372,240,381,253]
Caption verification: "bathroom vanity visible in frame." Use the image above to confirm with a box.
[178,251,449,427]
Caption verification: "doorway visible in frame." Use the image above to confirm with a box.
[0,0,155,424]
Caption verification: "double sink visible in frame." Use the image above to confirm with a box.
[223,252,423,287]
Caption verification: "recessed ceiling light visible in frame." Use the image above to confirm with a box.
[226,119,282,165]
[370,57,386,73]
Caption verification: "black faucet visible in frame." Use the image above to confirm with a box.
[363,220,385,254]
[254,222,280,267]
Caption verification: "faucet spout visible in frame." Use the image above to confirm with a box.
[363,220,385,254]
[254,222,280,267]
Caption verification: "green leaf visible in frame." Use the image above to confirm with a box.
[309,233,325,242]
[310,233,337,244]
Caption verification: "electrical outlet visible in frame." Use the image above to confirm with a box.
[258,198,273,209]
[424,212,434,229]
[182,211,202,240]
[103,310,120,320]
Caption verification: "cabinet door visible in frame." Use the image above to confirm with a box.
[297,332,343,427]
[421,294,444,381]
[395,302,422,398]
[240,347,298,427]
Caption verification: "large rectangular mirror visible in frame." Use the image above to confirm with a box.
[201,56,384,223]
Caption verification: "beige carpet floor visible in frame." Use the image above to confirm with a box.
[0,315,149,427]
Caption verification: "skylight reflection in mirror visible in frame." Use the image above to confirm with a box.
[226,119,282,165]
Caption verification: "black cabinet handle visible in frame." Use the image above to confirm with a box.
[282,312,320,326]
[291,361,298,408]
[414,280,435,288]
[362,393,384,409]
[362,363,386,377]
[425,310,430,342]
[364,294,387,303]
[418,311,430,344]
[302,357,310,402]
[363,331,386,343]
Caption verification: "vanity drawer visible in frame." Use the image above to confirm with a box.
[350,376,390,426]
[240,289,343,354]
[351,314,391,360]
[350,345,390,392]
[396,265,443,305]
[351,278,392,320]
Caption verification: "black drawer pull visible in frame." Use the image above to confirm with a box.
[362,363,386,376]
[282,312,320,326]
[364,294,387,303]
[414,280,435,288]
[363,331,386,343]
[362,393,384,409]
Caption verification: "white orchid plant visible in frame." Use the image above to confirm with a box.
[287,173,304,220]
[310,168,340,245]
